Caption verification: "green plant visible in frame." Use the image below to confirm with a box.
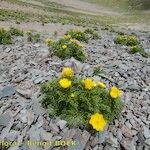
[130,46,148,57]
[114,34,139,46]
[27,31,40,43]
[93,65,102,75]
[65,29,89,43]
[41,67,123,130]
[126,35,140,46]
[0,28,12,45]
[84,28,99,39]
[9,27,23,36]
[84,28,95,34]
[48,36,86,61]
[114,34,127,45]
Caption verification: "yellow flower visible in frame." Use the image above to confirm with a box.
[89,113,107,132]
[67,35,71,38]
[97,82,106,89]
[62,45,67,49]
[59,78,71,89]
[110,86,122,99]
[63,35,71,39]
[62,67,74,77]
[79,44,83,48]
[83,78,95,90]
[45,38,54,46]
[70,39,78,44]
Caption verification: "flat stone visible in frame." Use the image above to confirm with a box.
[93,145,100,150]
[64,57,83,74]
[16,88,32,99]
[37,48,49,61]
[137,132,145,144]
[0,76,6,83]
[91,136,99,147]
[0,118,14,140]
[56,120,67,130]
[69,130,90,150]
[19,110,28,123]
[13,74,27,83]
[145,49,150,55]
[0,103,11,115]
[62,128,77,140]
[52,135,62,141]
[19,144,30,150]
[121,139,136,150]
[5,47,11,53]
[106,134,118,148]
[34,77,44,84]
[145,139,150,146]
[37,116,44,128]
[143,126,150,139]
[0,85,15,99]
[40,129,53,141]
[104,145,117,150]
[0,113,11,127]
[97,130,108,144]
[33,103,47,116]
[117,129,123,141]
[127,84,140,91]
[0,64,7,75]
[6,130,20,140]
[34,43,40,47]
[121,125,133,138]
[29,125,41,141]
[8,146,19,150]
[49,121,59,133]
[27,110,35,126]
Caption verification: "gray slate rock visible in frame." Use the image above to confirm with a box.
[33,103,47,116]
[16,88,32,99]
[0,118,14,140]
[8,146,19,150]
[19,109,28,123]
[40,129,53,141]
[56,120,67,130]
[106,134,118,148]
[121,139,136,150]
[29,125,41,141]
[64,57,83,74]
[143,126,150,139]
[97,130,108,144]
[0,113,11,127]
[27,110,35,126]
[0,85,15,99]
[145,139,150,146]
[6,130,20,140]
[34,77,44,84]
[69,130,90,150]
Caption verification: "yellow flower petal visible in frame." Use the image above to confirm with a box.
[62,67,74,77]
[62,45,67,49]
[110,86,122,99]
[89,113,107,132]
[83,78,95,90]
[45,38,54,46]
[59,78,71,88]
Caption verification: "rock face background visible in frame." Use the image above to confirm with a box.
[0,27,150,150]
